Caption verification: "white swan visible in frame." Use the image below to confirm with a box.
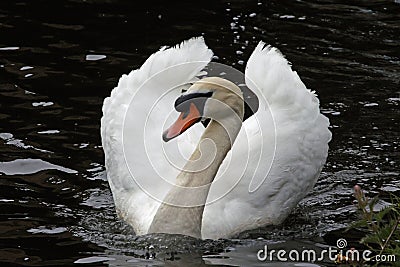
[101,37,331,239]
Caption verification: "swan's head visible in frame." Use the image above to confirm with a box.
[163,77,244,142]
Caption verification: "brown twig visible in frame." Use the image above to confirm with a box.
[379,218,399,256]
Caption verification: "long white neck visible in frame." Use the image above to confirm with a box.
[148,116,242,238]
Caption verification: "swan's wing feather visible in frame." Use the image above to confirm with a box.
[101,37,212,234]
[202,42,331,239]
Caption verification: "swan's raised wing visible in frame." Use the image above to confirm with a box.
[244,42,332,193]
[202,42,331,239]
[101,37,212,234]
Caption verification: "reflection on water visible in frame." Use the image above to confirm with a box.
[0,158,77,175]
[1,0,399,266]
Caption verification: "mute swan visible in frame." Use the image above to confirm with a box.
[101,37,331,239]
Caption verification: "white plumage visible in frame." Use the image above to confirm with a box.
[101,37,331,239]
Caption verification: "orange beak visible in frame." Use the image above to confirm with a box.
[163,102,201,142]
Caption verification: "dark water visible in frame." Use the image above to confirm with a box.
[1,0,399,266]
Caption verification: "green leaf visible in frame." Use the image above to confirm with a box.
[374,206,393,223]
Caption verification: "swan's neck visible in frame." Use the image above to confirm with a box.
[148,117,241,238]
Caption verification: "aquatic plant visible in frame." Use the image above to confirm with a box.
[348,185,399,266]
